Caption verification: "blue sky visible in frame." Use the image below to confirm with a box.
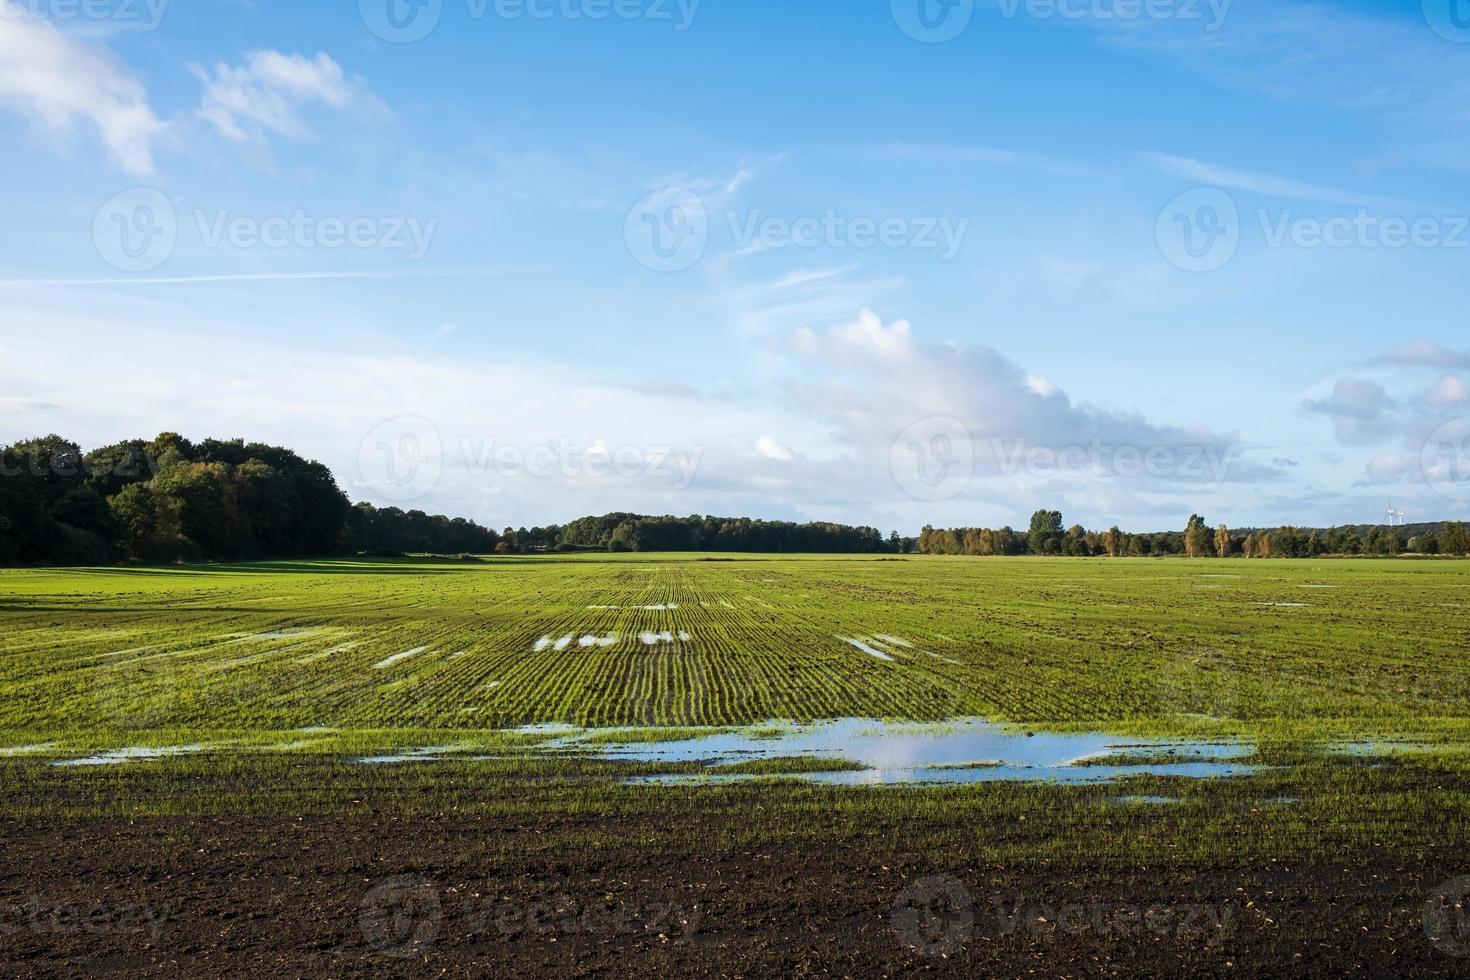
[3,0,1469,532]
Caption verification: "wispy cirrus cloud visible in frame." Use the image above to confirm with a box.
[1100,2,1470,170]
[856,142,1095,178]
[1141,152,1413,209]
[190,50,386,144]
[0,1,163,174]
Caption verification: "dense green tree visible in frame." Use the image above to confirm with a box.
[1027,509,1063,555]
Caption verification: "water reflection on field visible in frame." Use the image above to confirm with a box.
[565,718,1257,786]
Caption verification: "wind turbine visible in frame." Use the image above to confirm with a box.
[1386,501,1405,528]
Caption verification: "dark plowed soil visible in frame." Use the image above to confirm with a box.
[0,815,1463,978]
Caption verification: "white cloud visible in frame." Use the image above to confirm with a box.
[753,435,795,462]
[1025,375,1057,398]
[0,2,163,174]
[796,309,916,362]
[191,50,384,143]
[782,310,1272,488]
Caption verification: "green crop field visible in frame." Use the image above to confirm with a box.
[2,554,1469,749]
[4,555,1470,975]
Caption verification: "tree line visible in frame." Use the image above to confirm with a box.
[0,433,500,565]
[500,513,907,554]
[916,510,1470,558]
[5,432,1465,564]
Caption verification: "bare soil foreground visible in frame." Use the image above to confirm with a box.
[1,812,1465,979]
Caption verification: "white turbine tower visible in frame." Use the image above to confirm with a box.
[1386,501,1405,528]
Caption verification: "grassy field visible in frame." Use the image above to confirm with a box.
[1,553,1467,747]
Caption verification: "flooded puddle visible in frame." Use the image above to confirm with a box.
[638,631,691,646]
[53,745,207,767]
[563,718,1256,786]
[839,637,897,662]
[355,744,474,765]
[1327,740,1439,757]
[373,646,429,669]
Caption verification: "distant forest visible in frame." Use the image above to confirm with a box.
[0,434,498,566]
[3,434,1466,565]
[501,513,899,554]
[916,511,1470,558]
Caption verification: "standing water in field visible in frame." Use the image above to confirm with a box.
[564,718,1256,786]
